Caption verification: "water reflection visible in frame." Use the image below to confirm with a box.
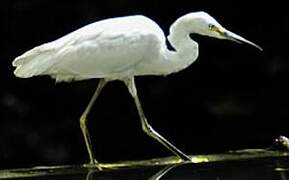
[84,157,289,180]
[84,163,182,180]
[148,163,185,180]
[1,147,289,180]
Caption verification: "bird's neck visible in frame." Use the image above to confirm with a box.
[134,18,199,77]
[162,26,199,75]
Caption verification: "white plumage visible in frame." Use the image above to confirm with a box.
[12,12,261,165]
[13,15,168,82]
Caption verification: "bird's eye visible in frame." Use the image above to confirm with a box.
[208,24,216,31]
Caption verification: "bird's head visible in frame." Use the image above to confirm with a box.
[176,11,262,50]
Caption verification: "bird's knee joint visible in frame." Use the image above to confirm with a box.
[80,116,87,128]
[142,123,154,136]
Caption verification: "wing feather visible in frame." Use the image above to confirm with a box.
[12,15,165,81]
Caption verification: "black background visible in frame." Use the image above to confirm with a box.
[1,0,289,169]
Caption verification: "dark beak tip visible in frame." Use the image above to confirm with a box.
[223,30,263,52]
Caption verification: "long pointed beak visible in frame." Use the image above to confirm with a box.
[222,29,263,51]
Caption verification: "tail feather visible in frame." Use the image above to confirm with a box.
[12,44,56,78]
[12,42,87,82]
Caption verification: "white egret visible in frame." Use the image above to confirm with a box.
[12,11,262,165]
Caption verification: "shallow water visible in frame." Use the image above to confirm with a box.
[0,149,289,180]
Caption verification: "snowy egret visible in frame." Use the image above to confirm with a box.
[12,12,262,165]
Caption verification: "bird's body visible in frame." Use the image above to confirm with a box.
[12,12,261,166]
[13,15,196,82]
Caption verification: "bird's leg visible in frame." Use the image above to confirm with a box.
[124,77,191,162]
[80,78,107,166]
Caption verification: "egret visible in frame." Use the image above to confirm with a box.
[12,12,262,165]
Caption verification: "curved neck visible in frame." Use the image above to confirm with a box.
[159,20,198,75]
[135,17,199,76]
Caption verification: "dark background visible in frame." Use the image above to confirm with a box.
[1,0,289,169]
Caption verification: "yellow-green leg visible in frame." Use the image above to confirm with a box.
[80,79,107,166]
[124,77,191,162]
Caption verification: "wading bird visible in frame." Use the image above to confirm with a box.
[12,12,261,166]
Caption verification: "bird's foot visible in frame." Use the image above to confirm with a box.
[181,155,192,163]
[83,159,103,171]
